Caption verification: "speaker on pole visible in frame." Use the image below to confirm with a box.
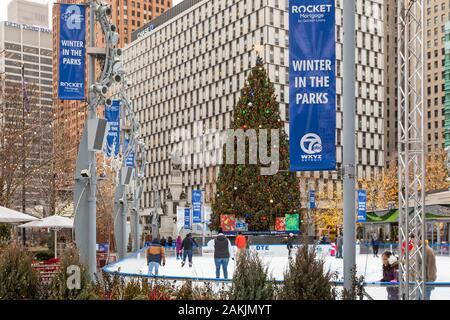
[87,118,107,151]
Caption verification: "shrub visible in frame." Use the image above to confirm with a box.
[341,266,366,300]
[230,251,275,300]
[0,224,11,242]
[0,242,40,299]
[279,242,337,300]
[48,246,98,300]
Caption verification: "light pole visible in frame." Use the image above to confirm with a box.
[343,0,356,294]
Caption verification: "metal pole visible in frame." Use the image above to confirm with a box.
[87,2,97,278]
[21,64,26,246]
[54,229,57,259]
[343,0,356,294]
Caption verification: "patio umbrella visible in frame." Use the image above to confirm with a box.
[19,216,74,258]
[0,206,39,223]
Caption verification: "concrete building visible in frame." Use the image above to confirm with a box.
[0,20,53,214]
[383,0,398,166]
[7,0,49,28]
[52,0,173,190]
[122,0,385,215]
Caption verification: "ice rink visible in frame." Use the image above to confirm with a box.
[104,245,450,300]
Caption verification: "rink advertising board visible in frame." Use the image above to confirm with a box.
[104,100,120,158]
[309,190,316,209]
[58,4,86,100]
[289,0,336,171]
[192,190,202,224]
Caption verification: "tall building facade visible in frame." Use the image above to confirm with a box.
[7,0,49,28]
[122,0,385,208]
[384,0,398,165]
[52,0,173,190]
[0,20,53,214]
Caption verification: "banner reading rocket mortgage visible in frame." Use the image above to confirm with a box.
[289,0,336,171]
[58,4,86,100]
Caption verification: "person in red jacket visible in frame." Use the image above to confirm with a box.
[401,234,415,255]
[235,232,247,258]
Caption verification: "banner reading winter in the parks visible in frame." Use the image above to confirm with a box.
[123,139,135,167]
[220,214,236,232]
[289,0,336,171]
[184,208,191,229]
[104,100,120,158]
[357,189,367,222]
[192,190,202,224]
[58,4,86,100]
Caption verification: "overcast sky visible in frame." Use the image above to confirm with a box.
[0,0,184,26]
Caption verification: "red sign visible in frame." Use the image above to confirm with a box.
[275,217,286,231]
[220,214,236,232]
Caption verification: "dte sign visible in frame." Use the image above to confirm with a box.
[255,245,269,251]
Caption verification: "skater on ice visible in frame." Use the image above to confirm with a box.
[424,240,437,300]
[380,251,399,300]
[181,233,198,267]
[146,238,166,276]
[176,235,183,260]
[371,232,380,257]
[235,232,247,258]
[336,233,343,259]
[213,232,234,279]
[287,233,295,259]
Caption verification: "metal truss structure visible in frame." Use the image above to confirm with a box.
[397,0,426,300]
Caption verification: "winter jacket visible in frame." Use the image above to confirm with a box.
[371,237,380,246]
[214,235,234,259]
[381,262,399,299]
[235,235,246,249]
[181,236,198,251]
[287,236,295,247]
[146,241,166,264]
[336,236,343,247]
[175,237,182,253]
[425,245,437,282]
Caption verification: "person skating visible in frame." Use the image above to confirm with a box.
[287,233,295,259]
[424,240,437,300]
[214,232,234,279]
[175,235,182,260]
[336,234,343,259]
[380,251,399,300]
[181,233,198,267]
[167,236,173,248]
[235,232,246,258]
[371,233,380,257]
[146,238,166,276]
[160,236,167,247]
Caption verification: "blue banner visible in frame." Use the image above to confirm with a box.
[357,190,367,222]
[309,190,315,209]
[123,139,135,167]
[184,208,191,229]
[192,190,202,224]
[289,0,336,171]
[58,4,86,100]
[104,100,120,158]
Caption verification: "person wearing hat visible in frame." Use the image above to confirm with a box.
[380,251,399,300]
[214,232,234,279]
[287,233,295,259]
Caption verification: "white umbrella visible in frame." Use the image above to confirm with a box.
[19,215,74,258]
[0,206,39,223]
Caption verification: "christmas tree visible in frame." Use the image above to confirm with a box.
[211,57,302,231]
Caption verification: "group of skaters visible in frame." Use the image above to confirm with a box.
[145,231,250,280]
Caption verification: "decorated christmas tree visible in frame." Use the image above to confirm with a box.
[210,57,302,231]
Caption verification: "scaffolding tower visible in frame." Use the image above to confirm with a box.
[397,0,426,300]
